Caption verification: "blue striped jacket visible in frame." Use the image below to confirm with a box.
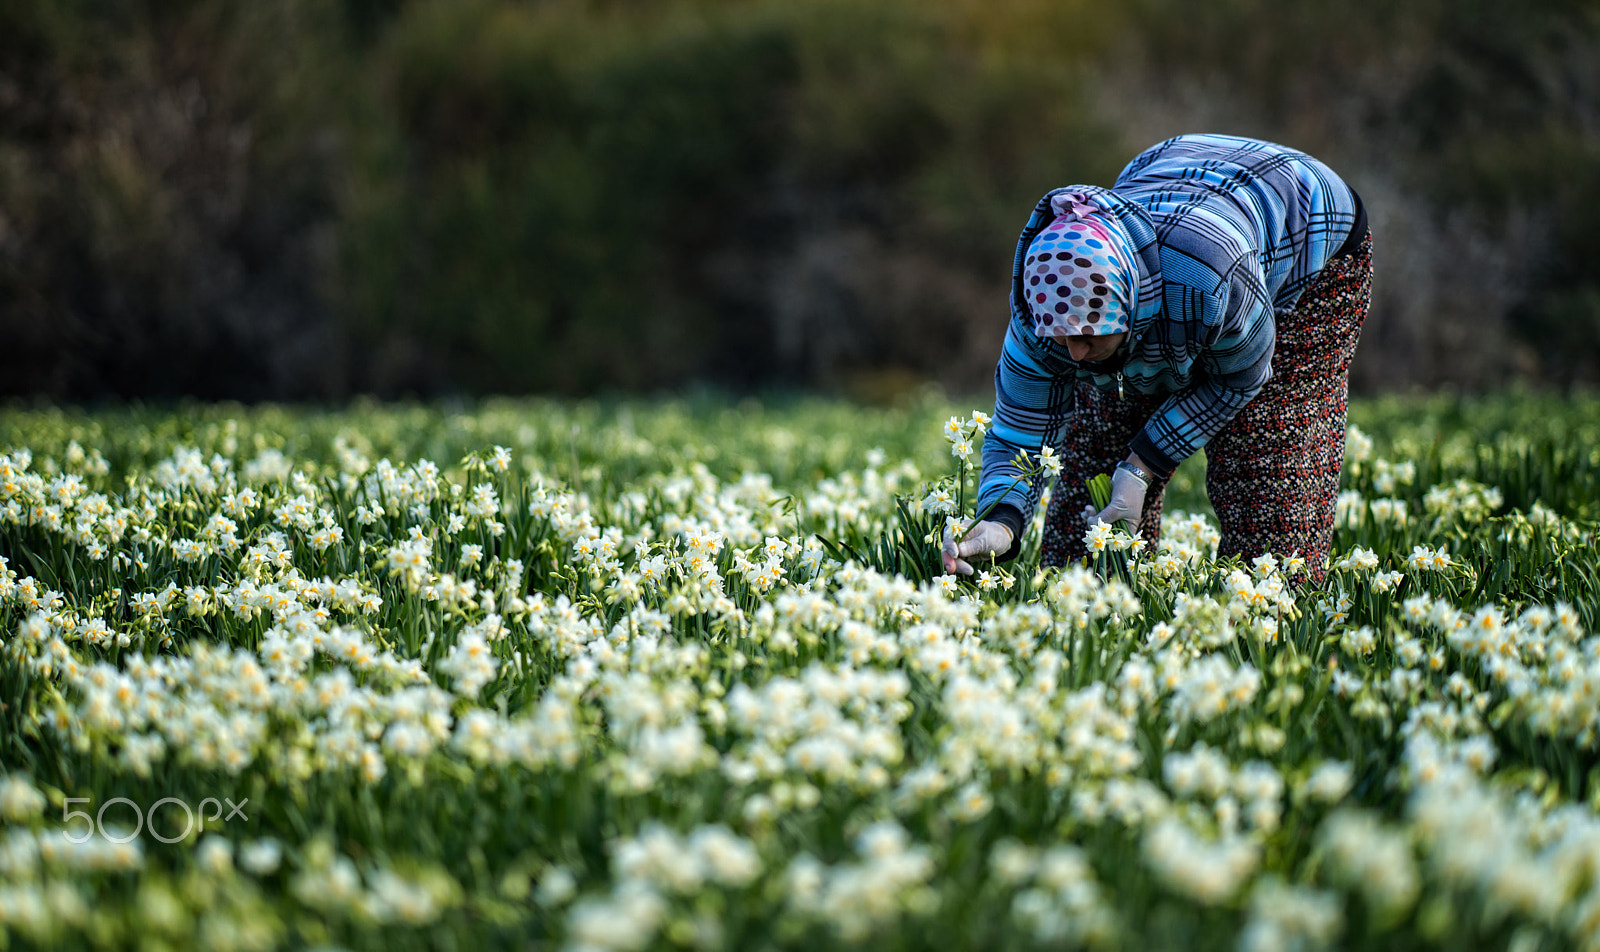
[977,134,1363,535]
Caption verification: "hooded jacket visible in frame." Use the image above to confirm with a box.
[976,134,1365,552]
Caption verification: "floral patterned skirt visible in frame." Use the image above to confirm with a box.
[1040,234,1374,582]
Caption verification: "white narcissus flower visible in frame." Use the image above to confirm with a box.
[239,839,283,875]
[1038,444,1063,477]
[0,775,46,821]
[196,836,233,875]
[921,487,957,515]
[11,402,1600,951]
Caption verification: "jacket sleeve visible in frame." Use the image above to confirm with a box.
[976,318,1075,552]
[1128,252,1276,476]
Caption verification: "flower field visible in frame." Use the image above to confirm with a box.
[1,392,1599,951]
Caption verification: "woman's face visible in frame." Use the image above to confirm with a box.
[1063,332,1127,364]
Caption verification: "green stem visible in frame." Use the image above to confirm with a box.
[955,470,1035,543]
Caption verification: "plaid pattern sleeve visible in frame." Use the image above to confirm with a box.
[1128,246,1278,474]
[976,317,1076,526]
[1130,362,1270,476]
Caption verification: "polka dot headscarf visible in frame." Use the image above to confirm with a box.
[1023,191,1138,339]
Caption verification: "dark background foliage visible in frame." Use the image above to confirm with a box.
[3,0,1597,401]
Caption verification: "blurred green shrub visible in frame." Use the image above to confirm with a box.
[1,0,1597,399]
[338,0,1121,394]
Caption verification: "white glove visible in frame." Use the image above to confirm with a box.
[1083,464,1148,529]
[941,519,1014,576]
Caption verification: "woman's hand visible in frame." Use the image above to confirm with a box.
[941,519,1014,576]
[1083,463,1148,529]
